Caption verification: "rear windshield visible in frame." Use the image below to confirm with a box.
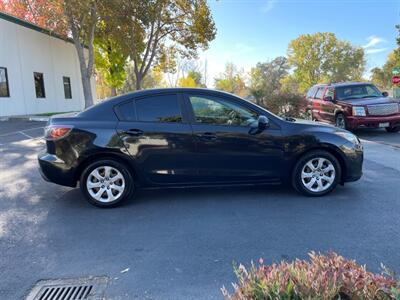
[335,84,382,101]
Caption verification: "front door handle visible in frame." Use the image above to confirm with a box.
[124,129,144,136]
[198,132,217,141]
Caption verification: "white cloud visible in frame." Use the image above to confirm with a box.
[362,35,387,55]
[261,0,277,13]
[235,43,254,53]
[365,48,388,54]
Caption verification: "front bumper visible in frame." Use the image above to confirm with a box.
[346,114,400,129]
[38,151,77,187]
[341,142,363,183]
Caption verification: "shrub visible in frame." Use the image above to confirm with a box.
[222,252,400,300]
[258,93,307,119]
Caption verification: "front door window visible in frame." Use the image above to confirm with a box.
[189,95,258,127]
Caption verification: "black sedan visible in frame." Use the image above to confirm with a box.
[38,88,363,207]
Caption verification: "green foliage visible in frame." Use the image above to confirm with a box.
[222,252,400,300]
[249,57,289,105]
[104,0,216,89]
[215,63,248,98]
[370,50,400,90]
[121,63,165,93]
[94,37,127,94]
[287,32,365,93]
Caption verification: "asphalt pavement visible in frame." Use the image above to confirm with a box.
[0,121,399,299]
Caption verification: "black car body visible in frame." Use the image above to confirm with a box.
[38,88,363,207]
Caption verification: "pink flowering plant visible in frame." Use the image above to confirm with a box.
[222,252,400,300]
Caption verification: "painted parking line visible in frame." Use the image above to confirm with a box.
[0,127,44,145]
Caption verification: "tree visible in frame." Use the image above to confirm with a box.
[109,0,216,90]
[249,56,289,105]
[94,18,128,97]
[1,0,68,33]
[370,50,400,90]
[121,63,165,93]
[215,63,248,98]
[287,32,365,93]
[62,0,99,108]
[178,75,197,87]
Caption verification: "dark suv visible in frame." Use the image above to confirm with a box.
[306,82,400,132]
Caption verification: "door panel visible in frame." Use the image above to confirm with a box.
[319,87,336,123]
[185,93,285,183]
[117,121,197,184]
[116,93,197,185]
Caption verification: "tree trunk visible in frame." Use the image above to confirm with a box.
[65,1,96,109]
[110,87,117,97]
[135,75,142,90]
[81,69,94,108]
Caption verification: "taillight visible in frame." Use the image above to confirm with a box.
[44,125,73,140]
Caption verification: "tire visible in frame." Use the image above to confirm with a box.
[80,159,134,208]
[335,113,347,130]
[292,150,341,197]
[385,126,400,133]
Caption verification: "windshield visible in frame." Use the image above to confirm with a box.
[335,84,382,101]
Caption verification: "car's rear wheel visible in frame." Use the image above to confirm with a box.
[385,126,400,133]
[80,159,134,207]
[335,113,347,130]
[292,151,341,197]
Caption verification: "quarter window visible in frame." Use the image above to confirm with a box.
[63,76,72,99]
[34,72,46,98]
[0,67,10,97]
[306,87,316,98]
[135,94,182,123]
[189,95,259,126]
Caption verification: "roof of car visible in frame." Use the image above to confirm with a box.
[312,82,372,88]
[78,88,241,119]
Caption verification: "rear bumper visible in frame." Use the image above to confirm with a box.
[346,114,400,129]
[38,151,77,187]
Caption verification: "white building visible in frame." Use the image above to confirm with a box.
[0,12,96,117]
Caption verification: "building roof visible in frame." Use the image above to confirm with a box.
[0,11,74,45]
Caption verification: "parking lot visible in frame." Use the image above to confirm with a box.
[0,120,399,300]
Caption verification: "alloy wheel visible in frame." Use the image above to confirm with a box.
[86,166,125,203]
[335,115,346,129]
[301,158,336,193]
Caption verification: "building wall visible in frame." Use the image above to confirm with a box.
[0,17,96,117]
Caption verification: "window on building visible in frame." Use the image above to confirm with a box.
[0,67,10,97]
[135,94,182,123]
[63,76,72,99]
[34,72,46,98]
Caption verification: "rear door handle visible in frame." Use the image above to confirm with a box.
[198,132,217,141]
[124,129,144,136]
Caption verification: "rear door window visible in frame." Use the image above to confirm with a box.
[135,94,182,123]
[314,88,325,99]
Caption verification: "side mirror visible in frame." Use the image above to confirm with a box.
[258,115,269,130]
[324,96,333,101]
[382,91,389,97]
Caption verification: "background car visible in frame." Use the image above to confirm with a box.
[38,88,363,207]
[306,82,400,132]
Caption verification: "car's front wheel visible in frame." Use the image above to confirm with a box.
[292,151,341,197]
[80,159,134,207]
[385,126,400,133]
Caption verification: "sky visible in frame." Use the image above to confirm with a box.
[199,0,400,86]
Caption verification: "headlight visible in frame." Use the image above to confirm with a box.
[335,131,360,145]
[352,106,366,116]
